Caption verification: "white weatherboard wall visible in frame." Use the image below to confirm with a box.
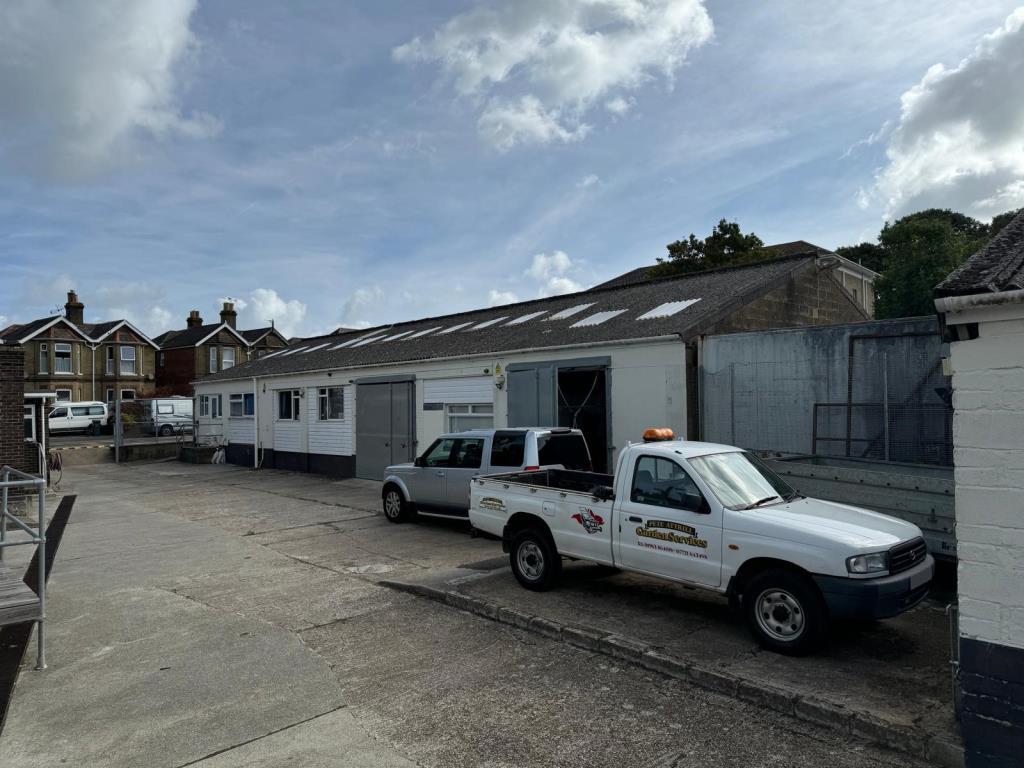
[949,316,1024,648]
[191,336,687,467]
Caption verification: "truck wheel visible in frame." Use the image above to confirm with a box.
[743,569,826,656]
[159,424,174,437]
[382,486,412,524]
[510,528,561,591]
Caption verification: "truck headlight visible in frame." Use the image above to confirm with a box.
[846,552,888,574]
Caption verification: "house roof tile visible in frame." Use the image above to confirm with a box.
[935,210,1024,297]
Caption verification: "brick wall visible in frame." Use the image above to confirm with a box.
[0,345,33,474]
[711,263,867,335]
[948,315,1024,767]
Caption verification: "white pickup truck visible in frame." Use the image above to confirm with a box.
[469,434,934,654]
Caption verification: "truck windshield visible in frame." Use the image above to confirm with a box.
[687,452,797,510]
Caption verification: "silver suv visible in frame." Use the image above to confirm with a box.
[382,428,590,523]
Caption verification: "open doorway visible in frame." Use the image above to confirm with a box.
[557,367,609,472]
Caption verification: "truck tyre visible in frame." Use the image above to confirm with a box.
[159,424,174,437]
[509,527,561,591]
[382,485,412,524]
[743,569,826,655]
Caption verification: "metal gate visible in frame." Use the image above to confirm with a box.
[355,380,415,480]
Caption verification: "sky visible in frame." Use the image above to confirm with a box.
[2,0,1023,339]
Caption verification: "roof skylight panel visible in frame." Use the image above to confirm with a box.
[637,299,702,320]
[546,303,596,321]
[507,311,547,325]
[381,330,414,342]
[280,346,309,356]
[437,322,473,334]
[467,316,508,331]
[352,334,388,347]
[405,326,442,339]
[302,343,330,353]
[570,309,628,328]
[260,350,285,359]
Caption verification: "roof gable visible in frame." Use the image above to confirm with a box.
[936,210,1024,297]
[0,316,92,345]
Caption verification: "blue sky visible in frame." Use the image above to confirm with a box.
[2,1,1023,338]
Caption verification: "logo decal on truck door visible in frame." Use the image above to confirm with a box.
[636,520,708,549]
[572,507,605,534]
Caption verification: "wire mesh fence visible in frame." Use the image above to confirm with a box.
[701,324,953,466]
[113,396,196,449]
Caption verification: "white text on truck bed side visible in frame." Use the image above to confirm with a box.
[469,438,934,654]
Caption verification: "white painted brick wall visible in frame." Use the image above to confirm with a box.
[950,319,1024,650]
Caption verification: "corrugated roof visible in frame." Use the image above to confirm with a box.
[935,210,1024,297]
[198,254,815,383]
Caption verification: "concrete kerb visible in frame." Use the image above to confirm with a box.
[380,579,964,768]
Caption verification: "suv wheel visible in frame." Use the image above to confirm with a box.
[382,486,411,523]
[743,569,826,655]
[509,527,561,591]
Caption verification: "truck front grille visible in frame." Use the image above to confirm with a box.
[889,537,927,575]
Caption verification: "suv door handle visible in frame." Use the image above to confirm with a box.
[436,471,446,477]
[627,516,642,523]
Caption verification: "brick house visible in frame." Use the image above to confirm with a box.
[0,291,159,403]
[0,345,52,477]
[240,325,289,359]
[154,303,269,396]
[934,210,1024,768]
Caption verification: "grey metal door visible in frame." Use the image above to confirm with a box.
[507,364,555,427]
[355,380,416,480]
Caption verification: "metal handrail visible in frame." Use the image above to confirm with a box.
[1,465,47,670]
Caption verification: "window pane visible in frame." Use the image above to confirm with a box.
[51,408,67,418]
[39,345,48,373]
[537,434,591,471]
[229,394,244,417]
[120,345,136,374]
[121,390,135,400]
[423,438,456,467]
[55,344,72,373]
[448,405,469,414]
[222,348,235,369]
[490,431,526,467]
[630,456,703,512]
[328,387,343,419]
[472,404,494,414]
[453,438,485,469]
[278,391,291,420]
[71,407,88,416]
[449,415,493,432]
[24,406,34,440]
[243,393,254,416]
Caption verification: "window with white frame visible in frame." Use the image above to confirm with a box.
[222,347,235,370]
[120,345,136,375]
[120,389,136,400]
[447,403,493,432]
[277,390,301,421]
[318,387,344,420]
[106,346,114,374]
[229,393,255,417]
[55,389,71,402]
[209,346,219,373]
[39,343,49,374]
[54,343,72,374]
[24,405,35,442]
[105,388,114,403]
[199,394,222,418]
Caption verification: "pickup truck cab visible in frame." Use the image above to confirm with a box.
[382,428,590,522]
[469,433,934,654]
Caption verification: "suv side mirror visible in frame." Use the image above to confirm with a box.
[414,456,425,468]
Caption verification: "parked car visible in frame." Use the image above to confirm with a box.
[138,397,195,436]
[48,402,109,435]
[382,427,591,522]
[469,429,934,655]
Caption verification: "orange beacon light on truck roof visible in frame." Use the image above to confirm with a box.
[642,428,675,442]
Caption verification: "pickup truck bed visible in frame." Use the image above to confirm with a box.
[485,468,614,496]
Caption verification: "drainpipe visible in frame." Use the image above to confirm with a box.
[252,376,259,470]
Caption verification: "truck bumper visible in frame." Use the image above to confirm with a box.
[812,555,935,620]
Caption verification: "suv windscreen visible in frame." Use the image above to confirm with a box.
[537,433,591,471]
[490,431,526,467]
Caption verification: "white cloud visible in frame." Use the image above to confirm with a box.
[577,173,600,188]
[869,8,1024,219]
[526,250,584,296]
[236,289,307,339]
[605,96,633,115]
[394,0,713,149]
[0,0,219,179]
[488,289,519,306]
[341,286,386,327]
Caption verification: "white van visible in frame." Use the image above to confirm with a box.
[139,397,195,436]
[48,402,109,435]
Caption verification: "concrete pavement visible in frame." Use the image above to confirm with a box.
[0,460,944,767]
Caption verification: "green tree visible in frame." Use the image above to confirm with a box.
[649,219,768,278]
[990,207,1023,236]
[836,242,887,273]
[874,210,990,318]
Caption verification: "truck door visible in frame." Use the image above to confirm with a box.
[615,454,722,587]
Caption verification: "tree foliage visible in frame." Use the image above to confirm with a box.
[649,219,768,278]
[835,242,886,273]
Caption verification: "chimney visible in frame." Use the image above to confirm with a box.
[64,290,84,326]
[186,310,203,329]
[219,301,237,329]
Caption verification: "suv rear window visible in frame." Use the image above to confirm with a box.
[490,431,526,467]
[537,433,591,471]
